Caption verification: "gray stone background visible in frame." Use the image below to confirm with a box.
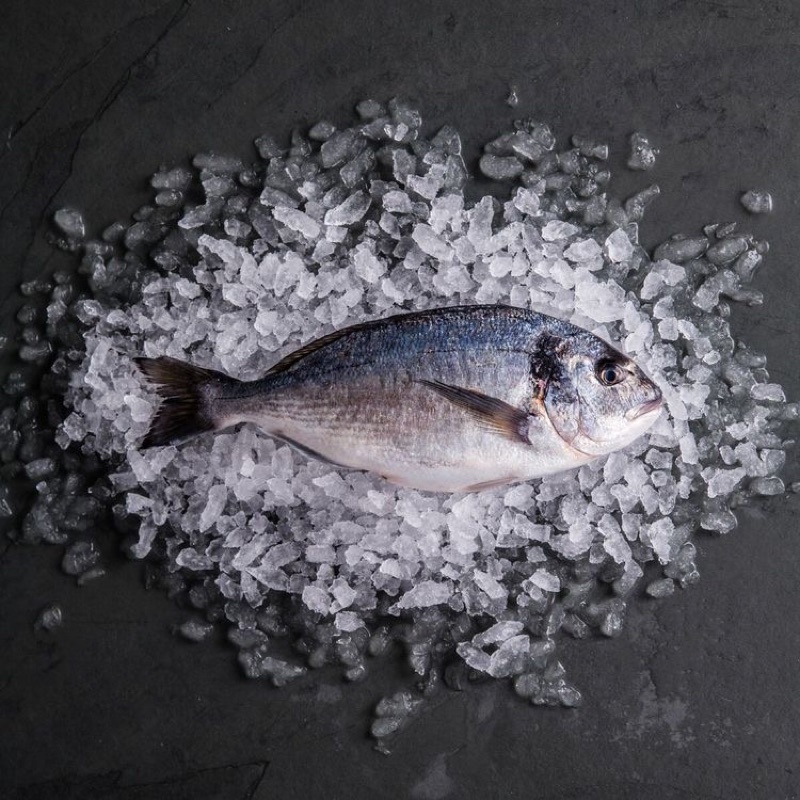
[1,1,799,798]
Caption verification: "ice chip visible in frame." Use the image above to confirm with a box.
[740,190,773,214]
[302,585,332,615]
[35,603,64,631]
[412,223,452,260]
[53,208,86,239]
[627,132,658,171]
[531,568,560,593]
[564,238,602,263]
[487,635,531,678]
[273,207,321,240]
[751,383,785,402]
[395,580,451,609]
[177,619,215,642]
[604,229,634,263]
[199,484,228,532]
[703,467,747,498]
[323,192,371,226]
[474,621,525,647]
[62,541,101,576]
[479,154,524,181]
[542,220,579,241]
[456,642,492,672]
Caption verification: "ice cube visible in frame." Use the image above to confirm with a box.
[456,642,492,672]
[750,383,786,402]
[564,239,602,263]
[740,190,773,214]
[53,208,86,239]
[35,604,64,631]
[323,192,371,226]
[62,541,101,576]
[302,585,332,615]
[192,153,244,173]
[175,548,213,571]
[487,635,531,678]
[627,132,657,171]
[199,484,228,532]
[604,229,634,263]
[273,207,321,240]
[479,154,524,181]
[412,223,452,261]
[151,166,192,191]
[335,611,365,632]
[394,580,451,609]
[542,220,579,241]
[749,477,784,496]
[531,568,560,593]
[177,619,215,642]
[474,620,525,647]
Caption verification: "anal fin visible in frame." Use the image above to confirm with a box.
[465,477,520,492]
[272,432,349,469]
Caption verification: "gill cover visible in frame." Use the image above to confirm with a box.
[541,333,663,457]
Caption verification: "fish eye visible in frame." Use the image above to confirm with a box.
[596,360,626,387]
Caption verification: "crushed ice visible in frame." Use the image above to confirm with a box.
[4,99,796,744]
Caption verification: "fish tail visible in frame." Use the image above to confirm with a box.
[134,356,235,448]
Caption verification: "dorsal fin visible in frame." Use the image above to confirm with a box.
[266,327,354,376]
[265,308,447,376]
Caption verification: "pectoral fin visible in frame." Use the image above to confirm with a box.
[419,380,532,445]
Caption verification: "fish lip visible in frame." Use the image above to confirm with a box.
[627,397,663,420]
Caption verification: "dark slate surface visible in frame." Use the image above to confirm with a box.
[2,2,799,798]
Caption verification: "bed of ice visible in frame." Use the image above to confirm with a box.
[5,99,797,745]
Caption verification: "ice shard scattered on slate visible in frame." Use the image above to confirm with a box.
[627,132,657,171]
[53,208,86,240]
[740,190,773,214]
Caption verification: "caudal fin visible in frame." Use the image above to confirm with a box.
[135,356,232,448]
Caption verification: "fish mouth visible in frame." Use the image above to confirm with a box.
[626,396,663,420]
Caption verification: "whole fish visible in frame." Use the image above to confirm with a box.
[136,305,663,492]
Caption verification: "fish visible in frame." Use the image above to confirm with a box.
[135,304,663,493]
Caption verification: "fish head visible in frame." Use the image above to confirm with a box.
[542,333,663,457]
